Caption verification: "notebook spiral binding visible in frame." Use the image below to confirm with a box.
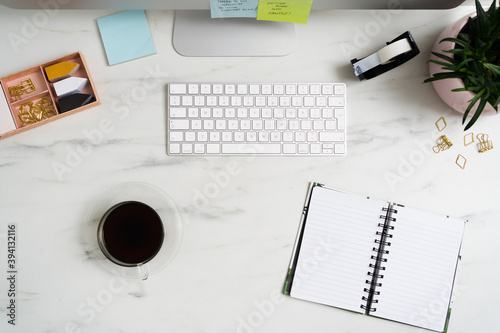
[361,204,397,314]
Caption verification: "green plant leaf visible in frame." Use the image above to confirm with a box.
[441,37,469,48]
[485,63,500,75]
[452,86,481,92]
[463,88,485,120]
[428,59,454,68]
[464,97,488,130]
[430,51,458,64]
[457,58,476,68]
[423,72,466,83]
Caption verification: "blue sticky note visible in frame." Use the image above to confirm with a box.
[97,10,156,66]
[210,0,259,18]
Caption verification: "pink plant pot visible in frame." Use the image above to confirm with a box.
[429,13,497,116]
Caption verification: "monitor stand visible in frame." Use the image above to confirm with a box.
[173,10,296,57]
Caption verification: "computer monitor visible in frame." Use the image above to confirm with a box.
[0,0,465,56]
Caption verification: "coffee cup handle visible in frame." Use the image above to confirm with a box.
[137,264,149,280]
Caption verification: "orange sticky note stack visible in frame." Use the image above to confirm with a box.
[44,61,80,82]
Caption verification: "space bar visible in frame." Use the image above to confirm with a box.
[221,143,281,154]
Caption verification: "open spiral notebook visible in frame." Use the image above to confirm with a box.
[284,183,466,332]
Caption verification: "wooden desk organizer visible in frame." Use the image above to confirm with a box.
[0,52,100,140]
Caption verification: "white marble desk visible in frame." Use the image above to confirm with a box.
[0,4,499,333]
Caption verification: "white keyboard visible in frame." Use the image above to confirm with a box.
[167,83,346,155]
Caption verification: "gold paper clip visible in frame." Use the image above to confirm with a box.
[18,102,38,125]
[18,96,56,126]
[456,154,467,169]
[36,96,56,117]
[433,135,453,153]
[476,133,493,153]
[464,133,474,146]
[435,117,447,132]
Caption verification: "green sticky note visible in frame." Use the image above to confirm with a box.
[257,0,313,24]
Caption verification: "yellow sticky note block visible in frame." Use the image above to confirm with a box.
[44,61,80,82]
[257,0,313,24]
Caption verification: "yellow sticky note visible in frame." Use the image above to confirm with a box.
[257,0,313,24]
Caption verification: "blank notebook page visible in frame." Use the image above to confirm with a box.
[373,206,465,331]
[290,187,386,313]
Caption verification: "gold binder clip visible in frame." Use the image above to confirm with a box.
[8,85,24,102]
[476,133,493,153]
[432,135,453,153]
[20,78,36,94]
[435,117,447,132]
[8,78,36,102]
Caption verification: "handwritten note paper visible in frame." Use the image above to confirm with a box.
[210,0,259,18]
[257,0,313,24]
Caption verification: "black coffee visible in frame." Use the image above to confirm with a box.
[99,201,164,266]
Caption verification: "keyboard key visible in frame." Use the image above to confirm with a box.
[222,143,281,154]
[261,84,272,94]
[283,143,296,154]
[182,143,193,153]
[170,107,187,117]
[170,132,183,142]
[200,84,211,94]
[188,108,199,117]
[206,144,220,154]
[285,84,296,95]
[209,132,220,141]
[169,143,181,154]
[225,84,236,94]
[194,96,205,106]
[198,132,208,141]
[185,132,196,142]
[170,96,181,106]
[237,84,248,94]
[259,132,269,142]
[170,120,190,130]
[192,120,202,130]
[311,143,321,154]
[234,132,245,142]
[249,85,260,94]
[334,84,346,95]
[188,84,199,94]
[212,84,223,94]
[322,84,333,95]
[320,132,345,142]
[329,96,345,107]
[170,84,187,94]
[310,84,320,95]
[249,108,260,118]
[298,84,308,95]
[274,84,284,95]
[298,144,309,153]
[225,108,236,118]
[194,144,205,154]
[335,143,346,154]
[203,120,214,130]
